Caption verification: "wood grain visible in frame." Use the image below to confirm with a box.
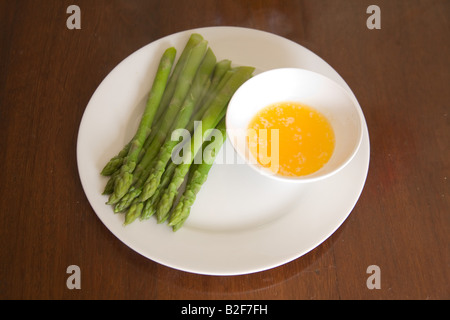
[0,0,448,300]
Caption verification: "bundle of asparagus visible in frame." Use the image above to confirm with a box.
[100,33,255,231]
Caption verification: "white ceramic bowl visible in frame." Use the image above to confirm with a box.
[226,68,364,183]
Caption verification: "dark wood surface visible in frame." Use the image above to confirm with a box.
[0,0,448,300]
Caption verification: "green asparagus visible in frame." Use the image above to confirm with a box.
[112,41,210,211]
[169,117,227,230]
[111,47,176,202]
[140,159,178,220]
[108,34,206,204]
[192,59,231,115]
[101,142,131,176]
[124,202,144,226]
[101,33,257,231]
[155,66,255,223]
[152,34,204,126]
[103,34,204,189]
[109,40,208,204]
[117,40,207,198]
[114,45,215,212]
[133,33,205,179]
[139,47,217,202]
[187,67,234,132]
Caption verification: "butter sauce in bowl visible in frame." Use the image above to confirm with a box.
[226,68,364,183]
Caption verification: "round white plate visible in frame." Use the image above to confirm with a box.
[77,26,370,276]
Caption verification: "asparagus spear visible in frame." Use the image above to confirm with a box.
[102,46,226,194]
[152,34,204,127]
[210,60,232,92]
[139,47,217,202]
[132,60,232,220]
[169,117,227,231]
[187,67,234,133]
[132,37,207,184]
[102,34,203,181]
[140,160,178,220]
[108,34,206,203]
[102,168,120,195]
[128,65,234,199]
[155,66,255,223]
[113,42,213,211]
[134,66,233,199]
[124,158,178,225]
[133,34,205,177]
[135,60,230,197]
[110,47,176,202]
[101,142,131,176]
[112,186,142,213]
[109,40,208,204]
[192,59,231,115]
[130,40,207,180]
[124,202,144,226]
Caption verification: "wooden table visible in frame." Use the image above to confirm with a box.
[1,0,448,301]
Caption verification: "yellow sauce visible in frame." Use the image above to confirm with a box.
[247,101,335,177]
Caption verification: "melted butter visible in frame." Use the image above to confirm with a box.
[247,101,335,177]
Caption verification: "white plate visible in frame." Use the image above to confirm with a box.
[77,26,370,276]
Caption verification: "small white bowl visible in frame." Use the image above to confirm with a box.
[226,68,364,183]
